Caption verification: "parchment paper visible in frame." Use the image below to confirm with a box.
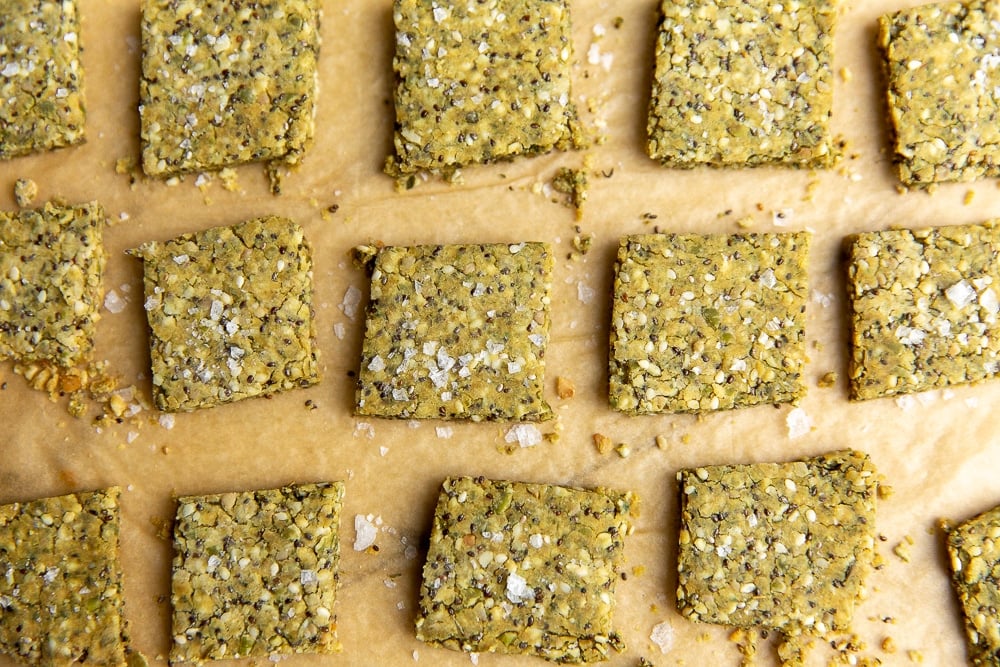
[1,1,997,665]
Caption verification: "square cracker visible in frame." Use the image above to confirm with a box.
[0,0,86,159]
[355,242,553,422]
[946,504,1000,667]
[0,201,105,367]
[170,482,344,663]
[131,216,319,412]
[387,0,579,178]
[139,0,320,177]
[647,0,836,168]
[0,488,132,666]
[846,221,1000,400]
[676,450,878,639]
[609,232,809,415]
[415,476,636,663]
[880,0,1000,186]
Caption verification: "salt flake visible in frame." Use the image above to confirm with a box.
[650,621,674,653]
[104,289,127,314]
[339,285,362,320]
[354,515,378,551]
[505,572,532,603]
[505,424,542,448]
[786,407,812,439]
[946,280,976,309]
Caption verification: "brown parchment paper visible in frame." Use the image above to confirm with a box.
[1,1,998,665]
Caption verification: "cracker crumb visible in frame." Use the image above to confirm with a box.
[556,376,576,399]
[840,66,853,82]
[893,535,914,562]
[964,189,976,205]
[13,178,37,207]
[882,637,897,653]
[907,649,924,663]
[593,433,613,454]
[655,434,668,450]
[615,443,631,458]
[818,371,838,388]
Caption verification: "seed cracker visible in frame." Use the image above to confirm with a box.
[130,216,319,412]
[386,0,580,179]
[415,476,636,663]
[676,450,878,649]
[0,487,133,666]
[846,221,1000,400]
[880,0,1000,186]
[647,0,836,168]
[139,0,320,178]
[945,503,1000,667]
[609,232,810,415]
[0,0,86,159]
[355,242,553,422]
[0,201,106,367]
[170,482,344,663]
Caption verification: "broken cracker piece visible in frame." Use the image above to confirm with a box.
[0,201,106,367]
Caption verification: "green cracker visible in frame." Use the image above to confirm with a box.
[171,482,344,663]
[131,216,319,412]
[609,232,810,415]
[0,488,132,666]
[676,450,878,639]
[0,201,106,367]
[647,0,836,168]
[946,504,1000,667]
[139,0,320,178]
[386,0,579,178]
[847,221,1000,400]
[880,0,1000,186]
[355,242,553,422]
[415,476,636,663]
[0,0,86,159]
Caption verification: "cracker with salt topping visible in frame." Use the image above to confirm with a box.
[139,0,320,179]
[945,503,1000,667]
[676,450,878,655]
[355,242,553,422]
[387,0,580,179]
[847,221,1000,400]
[130,216,319,412]
[880,0,1000,186]
[0,0,86,159]
[415,476,636,663]
[647,0,837,168]
[609,232,810,415]
[0,201,106,367]
[0,487,134,666]
[170,482,344,663]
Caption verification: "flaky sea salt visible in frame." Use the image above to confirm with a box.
[786,407,812,439]
[104,289,127,314]
[505,572,532,603]
[946,280,976,309]
[339,285,362,320]
[354,514,378,551]
[505,424,542,448]
[650,621,674,653]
